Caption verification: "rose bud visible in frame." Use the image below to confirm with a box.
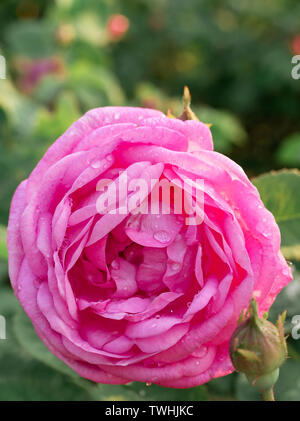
[229,298,287,400]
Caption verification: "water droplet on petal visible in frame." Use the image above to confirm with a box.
[192,346,207,358]
[155,314,160,319]
[111,259,120,270]
[153,230,171,244]
[262,232,271,238]
[171,262,181,271]
[282,268,290,276]
[187,301,192,308]
[90,160,102,169]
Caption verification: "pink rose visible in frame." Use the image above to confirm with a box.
[7,106,292,388]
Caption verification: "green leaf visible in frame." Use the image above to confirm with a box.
[252,170,300,260]
[0,286,19,316]
[195,106,247,153]
[206,373,236,400]
[67,60,125,111]
[268,266,300,325]
[0,287,92,401]
[5,21,56,59]
[0,349,93,401]
[34,91,81,151]
[274,359,300,401]
[14,307,82,380]
[276,133,300,167]
[0,226,8,260]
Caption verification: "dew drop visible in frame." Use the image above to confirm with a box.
[262,232,271,238]
[90,160,102,169]
[187,301,192,308]
[171,262,181,271]
[111,259,120,270]
[282,268,290,276]
[192,346,207,358]
[146,382,152,387]
[155,314,160,319]
[153,230,171,243]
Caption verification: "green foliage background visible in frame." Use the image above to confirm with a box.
[0,0,300,401]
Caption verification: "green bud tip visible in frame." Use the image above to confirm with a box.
[177,86,199,122]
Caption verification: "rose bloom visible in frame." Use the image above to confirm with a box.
[7,106,292,388]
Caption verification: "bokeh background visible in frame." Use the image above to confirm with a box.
[0,0,300,401]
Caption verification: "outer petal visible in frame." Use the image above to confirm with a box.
[7,180,27,290]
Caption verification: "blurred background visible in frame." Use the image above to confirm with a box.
[0,0,300,401]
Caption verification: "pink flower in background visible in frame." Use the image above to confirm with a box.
[7,106,292,388]
[107,14,130,40]
[291,34,300,55]
[14,56,65,94]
